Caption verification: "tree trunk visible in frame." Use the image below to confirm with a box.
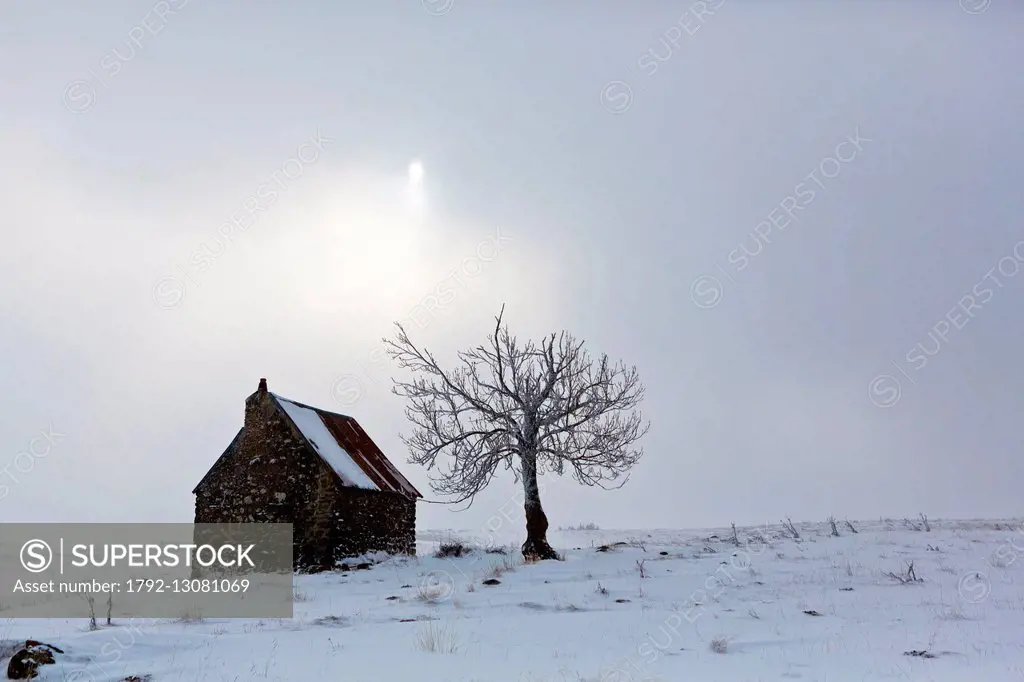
[520,454,558,560]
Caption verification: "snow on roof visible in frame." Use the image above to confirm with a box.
[273,394,380,491]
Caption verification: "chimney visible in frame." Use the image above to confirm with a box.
[244,378,268,429]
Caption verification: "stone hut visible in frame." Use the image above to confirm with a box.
[193,378,421,570]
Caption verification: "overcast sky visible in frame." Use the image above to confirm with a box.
[2,1,1022,540]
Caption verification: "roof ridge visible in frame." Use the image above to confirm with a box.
[270,392,353,420]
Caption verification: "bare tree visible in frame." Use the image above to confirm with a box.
[384,306,649,560]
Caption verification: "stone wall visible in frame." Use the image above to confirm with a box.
[194,389,320,528]
[331,488,416,559]
[194,387,416,569]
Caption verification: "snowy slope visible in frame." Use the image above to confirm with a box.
[6,518,1024,681]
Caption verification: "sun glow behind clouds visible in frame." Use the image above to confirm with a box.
[406,159,427,218]
[281,170,431,314]
[408,160,424,187]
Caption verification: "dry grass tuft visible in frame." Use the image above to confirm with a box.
[710,635,731,654]
[415,621,460,654]
[560,522,600,531]
[417,584,448,604]
[435,539,474,558]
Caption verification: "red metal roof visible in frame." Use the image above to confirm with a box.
[272,394,422,498]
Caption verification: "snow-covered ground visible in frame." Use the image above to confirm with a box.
[6,518,1024,681]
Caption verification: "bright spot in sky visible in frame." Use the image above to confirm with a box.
[405,160,426,219]
[408,160,424,187]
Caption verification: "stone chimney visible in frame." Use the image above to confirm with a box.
[245,378,270,432]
